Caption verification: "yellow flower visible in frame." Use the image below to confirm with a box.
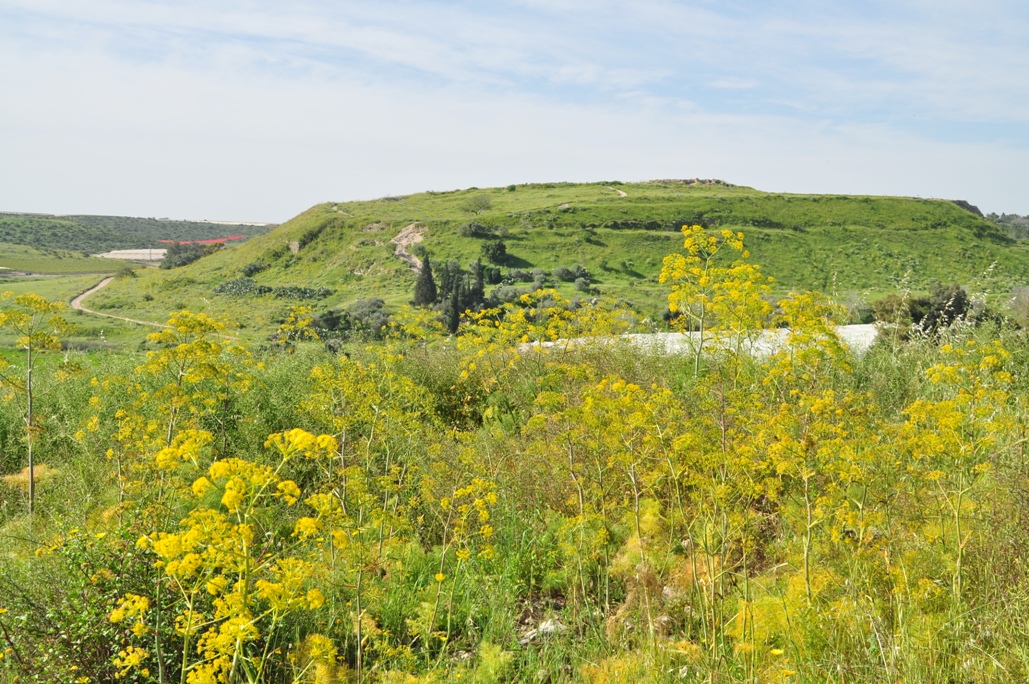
[277,480,301,505]
[293,517,320,539]
[307,588,326,610]
[192,477,213,497]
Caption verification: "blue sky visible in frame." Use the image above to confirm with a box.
[2,0,1027,221]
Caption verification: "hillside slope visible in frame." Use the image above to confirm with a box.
[0,213,275,253]
[85,181,1029,337]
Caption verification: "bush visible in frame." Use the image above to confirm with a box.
[574,277,591,292]
[483,265,502,285]
[272,286,333,300]
[214,280,331,300]
[161,242,221,269]
[214,277,272,297]
[458,223,496,238]
[242,261,267,277]
[481,240,507,265]
[507,269,533,283]
[555,264,589,283]
[348,297,390,338]
[912,282,969,333]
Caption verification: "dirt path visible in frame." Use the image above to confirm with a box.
[70,277,169,329]
[70,279,243,341]
[605,186,628,197]
[391,223,426,271]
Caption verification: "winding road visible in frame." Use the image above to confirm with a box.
[70,277,168,328]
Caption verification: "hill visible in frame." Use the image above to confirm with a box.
[0,212,276,253]
[83,180,1029,338]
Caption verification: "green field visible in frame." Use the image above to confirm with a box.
[0,242,133,275]
[78,181,1029,340]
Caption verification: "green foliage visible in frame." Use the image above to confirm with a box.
[0,214,272,253]
[241,261,267,277]
[480,240,507,265]
[413,257,438,307]
[461,193,493,214]
[160,242,222,270]
[10,225,1029,683]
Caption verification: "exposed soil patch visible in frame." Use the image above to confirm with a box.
[390,223,426,271]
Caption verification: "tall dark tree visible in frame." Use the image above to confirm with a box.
[436,260,465,304]
[468,260,485,310]
[447,280,463,335]
[413,256,437,306]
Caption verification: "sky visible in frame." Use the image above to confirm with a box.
[1,0,1028,222]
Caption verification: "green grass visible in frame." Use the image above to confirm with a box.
[80,180,1029,340]
[0,242,131,274]
[0,274,149,347]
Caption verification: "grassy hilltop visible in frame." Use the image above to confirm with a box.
[85,180,1029,338]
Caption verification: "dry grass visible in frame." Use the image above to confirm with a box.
[2,464,58,491]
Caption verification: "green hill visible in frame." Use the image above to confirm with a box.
[84,180,1029,337]
[0,212,276,253]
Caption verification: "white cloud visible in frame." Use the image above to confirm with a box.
[1,0,1028,219]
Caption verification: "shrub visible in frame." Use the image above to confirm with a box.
[574,277,591,292]
[507,269,533,283]
[272,286,333,300]
[483,265,502,285]
[481,240,507,265]
[242,261,267,277]
[160,242,221,269]
[458,223,495,238]
[555,264,589,282]
[214,277,272,297]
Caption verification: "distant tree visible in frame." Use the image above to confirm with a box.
[913,282,969,333]
[462,193,493,214]
[413,257,438,306]
[481,240,507,265]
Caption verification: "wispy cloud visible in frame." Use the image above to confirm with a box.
[1,0,1027,218]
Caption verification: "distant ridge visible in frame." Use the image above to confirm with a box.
[0,212,276,253]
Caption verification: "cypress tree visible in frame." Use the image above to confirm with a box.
[447,281,462,335]
[413,256,437,306]
[468,259,485,310]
